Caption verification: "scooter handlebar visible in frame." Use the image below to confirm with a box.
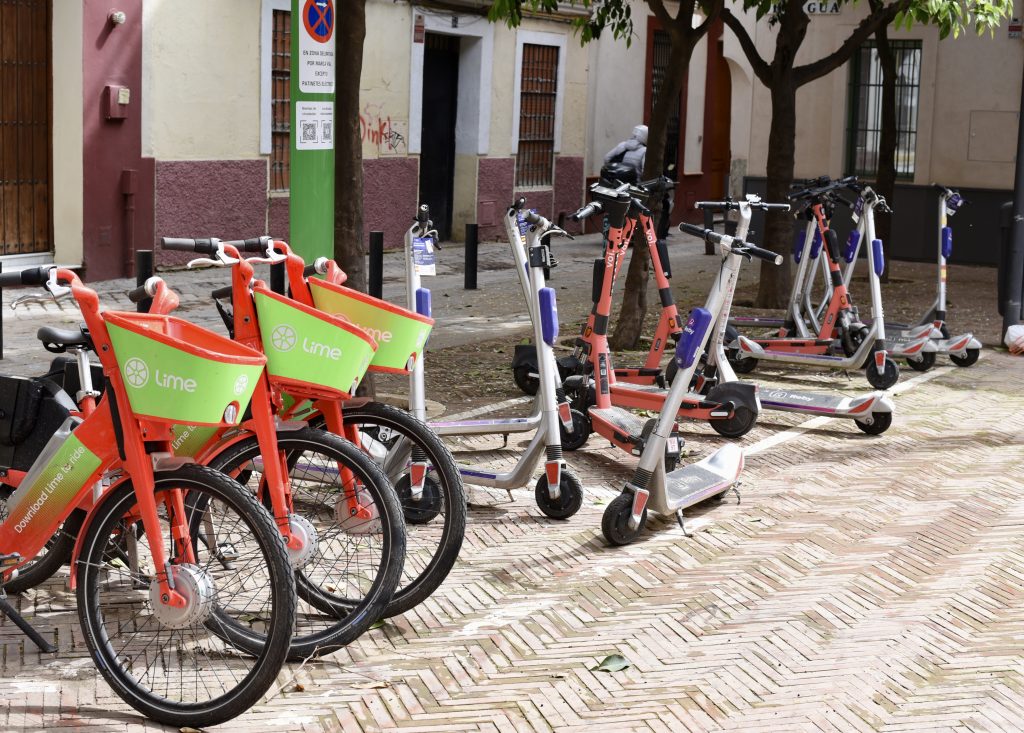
[522,209,544,226]
[416,204,430,223]
[0,265,52,288]
[677,222,782,264]
[161,237,218,254]
[738,243,784,265]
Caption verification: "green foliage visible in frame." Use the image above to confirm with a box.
[487,0,635,45]
[739,0,1011,37]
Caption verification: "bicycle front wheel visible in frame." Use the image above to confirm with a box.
[75,464,296,729]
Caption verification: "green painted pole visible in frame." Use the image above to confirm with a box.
[290,0,336,261]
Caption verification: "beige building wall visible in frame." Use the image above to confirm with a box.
[52,0,84,265]
[736,5,1023,189]
[142,0,262,161]
[361,0,413,161]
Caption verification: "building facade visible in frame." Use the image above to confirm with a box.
[0,0,588,278]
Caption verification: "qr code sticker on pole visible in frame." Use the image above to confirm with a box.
[295,101,334,151]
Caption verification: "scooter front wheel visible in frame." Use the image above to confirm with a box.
[601,492,646,546]
[866,357,899,389]
[855,411,892,435]
[535,471,583,519]
[512,364,540,396]
[559,409,592,452]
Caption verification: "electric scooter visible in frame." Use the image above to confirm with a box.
[600,227,783,546]
[686,196,895,435]
[510,177,681,393]
[836,184,981,368]
[560,184,760,458]
[730,178,904,389]
[407,202,585,519]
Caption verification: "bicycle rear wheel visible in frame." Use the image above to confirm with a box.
[75,464,295,728]
[205,427,405,658]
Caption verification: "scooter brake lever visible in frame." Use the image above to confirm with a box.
[541,226,574,241]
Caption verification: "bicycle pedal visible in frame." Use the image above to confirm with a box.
[0,553,22,568]
[216,542,240,565]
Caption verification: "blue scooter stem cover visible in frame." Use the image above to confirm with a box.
[844,230,860,263]
[793,230,805,264]
[809,229,823,259]
[415,287,432,318]
[941,226,953,260]
[675,307,713,370]
[539,287,559,347]
[872,239,885,277]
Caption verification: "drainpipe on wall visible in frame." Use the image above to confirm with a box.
[122,169,137,275]
[1004,71,1024,341]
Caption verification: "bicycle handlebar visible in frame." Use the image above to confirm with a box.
[211,285,233,300]
[0,265,52,287]
[695,200,790,212]
[161,237,219,254]
[224,237,272,253]
[127,277,162,304]
[677,222,783,264]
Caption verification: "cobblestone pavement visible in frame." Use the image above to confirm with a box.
[0,248,1021,731]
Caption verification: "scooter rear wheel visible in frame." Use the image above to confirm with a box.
[601,492,646,546]
[950,348,980,367]
[855,411,892,435]
[512,364,540,396]
[535,471,583,519]
[906,351,936,372]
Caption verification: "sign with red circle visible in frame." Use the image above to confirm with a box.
[303,0,334,43]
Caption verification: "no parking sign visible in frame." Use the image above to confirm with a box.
[299,0,335,93]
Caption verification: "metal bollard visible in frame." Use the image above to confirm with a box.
[369,231,384,299]
[135,249,154,313]
[465,223,478,290]
[270,262,286,295]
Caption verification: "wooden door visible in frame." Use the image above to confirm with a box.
[707,38,732,200]
[418,33,460,241]
[0,0,52,256]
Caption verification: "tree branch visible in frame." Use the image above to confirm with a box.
[794,0,908,85]
[695,0,724,36]
[721,7,770,84]
[647,0,675,30]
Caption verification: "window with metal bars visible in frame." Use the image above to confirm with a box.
[271,9,290,191]
[845,40,922,179]
[516,44,559,188]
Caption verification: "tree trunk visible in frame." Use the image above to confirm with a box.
[873,22,898,282]
[756,74,797,308]
[334,0,367,293]
[609,35,694,350]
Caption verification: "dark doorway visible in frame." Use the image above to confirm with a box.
[0,0,52,256]
[418,33,460,241]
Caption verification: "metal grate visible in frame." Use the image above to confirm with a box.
[271,9,290,191]
[845,40,922,179]
[650,29,681,173]
[0,0,52,255]
[515,43,559,188]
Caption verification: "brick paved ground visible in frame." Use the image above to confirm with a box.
[0,248,1021,731]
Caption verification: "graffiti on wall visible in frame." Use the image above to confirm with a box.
[360,103,407,156]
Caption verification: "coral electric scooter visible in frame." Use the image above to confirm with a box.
[407,202,585,519]
[692,196,895,434]
[599,226,783,546]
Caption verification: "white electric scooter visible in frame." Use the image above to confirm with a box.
[600,226,783,545]
[406,203,585,519]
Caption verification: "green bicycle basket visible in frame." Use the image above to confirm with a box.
[103,312,265,426]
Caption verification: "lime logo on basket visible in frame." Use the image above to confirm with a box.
[271,324,298,352]
[233,374,249,396]
[124,357,150,388]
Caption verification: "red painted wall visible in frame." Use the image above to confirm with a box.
[82,0,153,280]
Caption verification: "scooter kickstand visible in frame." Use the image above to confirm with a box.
[676,510,692,538]
[729,482,742,505]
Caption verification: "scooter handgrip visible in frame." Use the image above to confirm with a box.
[161,237,217,254]
[571,202,602,221]
[523,210,543,225]
[759,203,792,211]
[211,285,233,300]
[695,200,738,211]
[416,204,430,223]
[678,221,712,241]
[742,244,783,265]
